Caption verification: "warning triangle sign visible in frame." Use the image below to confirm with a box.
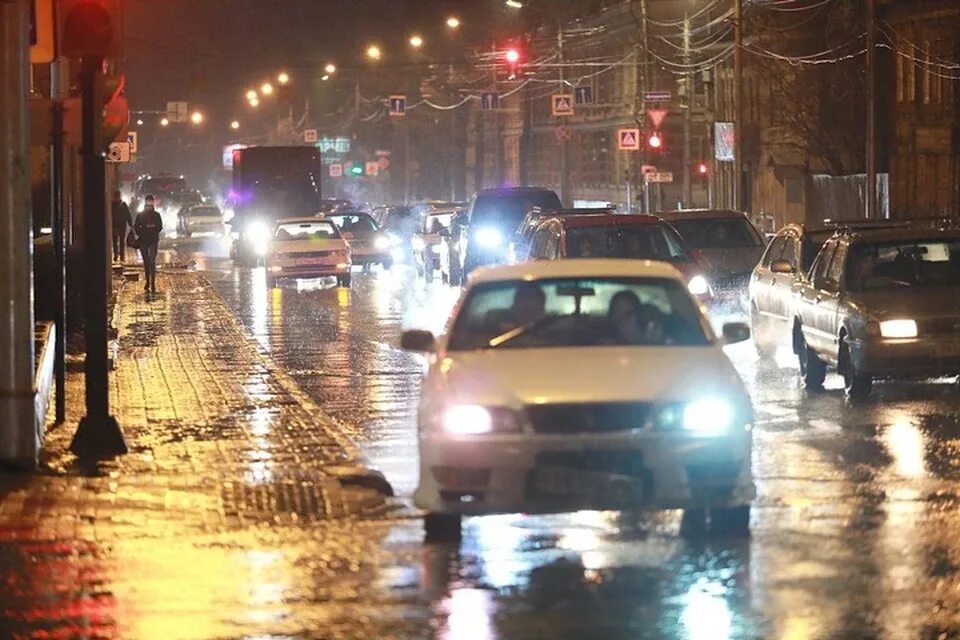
[647,108,668,128]
[618,128,640,151]
[552,94,574,116]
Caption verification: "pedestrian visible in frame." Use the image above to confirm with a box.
[133,194,163,293]
[111,190,132,263]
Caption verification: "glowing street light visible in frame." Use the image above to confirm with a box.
[260,82,274,96]
[409,34,424,49]
[366,44,382,61]
[325,63,337,75]
[446,16,461,30]
[160,117,170,127]
[505,0,524,8]
[136,118,144,126]
[190,111,204,125]
[321,75,330,81]
[277,71,290,85]
[248,96,260,107]
[230,120,240,130]
[246,89,258,101]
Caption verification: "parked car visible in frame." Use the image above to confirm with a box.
[510,207,615,263]
[264,218,352,288]
[319,211,393,270]
[413,208,460,279]
[177,203,225,237]
[525,213,712,297]
[461,187,562,276]
[656,210,766,313]
[792,225,960,397]
[401,258,755,540]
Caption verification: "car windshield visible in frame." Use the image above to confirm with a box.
[471,191,562,232]
[274,221,340,241]
[670,217,763,249]
[326,214,377,237]
[423,213,454,234]
[566,225,691,261]
[447,277,709,351]
[846,238,960,291]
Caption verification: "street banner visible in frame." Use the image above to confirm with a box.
[715,122,736,161]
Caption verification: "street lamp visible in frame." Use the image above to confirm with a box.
[365,44,382,61]
[136,118,144,126]
[277,71,290,85]
[409,34,424,49]
[246,89,257,101]
[321,75,330,81]
[160,117,169,127]
[446,16,461,30]
[325,62,337,75]
[230,120,240,130]
[261,82,274,96]
[505,0,524,8]
[190,111,204,125]
[248,96,260,107]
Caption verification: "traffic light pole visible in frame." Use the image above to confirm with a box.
[69,56,127,460]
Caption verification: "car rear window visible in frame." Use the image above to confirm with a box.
[471,191,562,232]
[565,224,691,261]
[670,217,763,249]
[274,221,340,241]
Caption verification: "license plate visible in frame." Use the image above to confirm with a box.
[531,467,645,504]
[295,257,327,266]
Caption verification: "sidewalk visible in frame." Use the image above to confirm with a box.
[0,270,393,638]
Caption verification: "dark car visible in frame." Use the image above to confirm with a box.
[461,187,562,276]
[510,207,615,263]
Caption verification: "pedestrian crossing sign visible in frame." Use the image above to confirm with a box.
[552,94,574,117]
[617,128,641,151]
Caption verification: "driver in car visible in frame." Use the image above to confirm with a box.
[487,282,547,335]
[609,291,666,345]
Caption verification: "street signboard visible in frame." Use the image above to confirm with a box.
[127,131,138,154]
[329,163,343,178]
[574,86,593,105]
[640,164,657,175]
[304,129,318,143]
[378,156,391,170]
[644,171,674,183]
[555,125,572,142]
[647,109,668,128]
[551,94,574,117]
[617,128,641,151]
[389,95,406,116]
[106,142,131,164]
[715,122,736,161]
[166,101,188,123]
[30,0,55,63]
[481,92,500,110]
[365,161,380,176]
[643,90,672,102]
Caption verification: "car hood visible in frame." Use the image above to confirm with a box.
[272,239,347,254]
[429,346,746,407]
[847,287,960,319]
[699,247,765,276]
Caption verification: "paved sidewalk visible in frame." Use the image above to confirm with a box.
[0,271,394,638]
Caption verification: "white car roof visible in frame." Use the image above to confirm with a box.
[275,216,335,226]
[468,259,686,285]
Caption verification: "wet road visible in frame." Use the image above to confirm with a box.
[181,237,960,639]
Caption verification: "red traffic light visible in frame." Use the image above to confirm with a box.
[61,0,122,58]
[505,49,521,64]
[697,162,709,175]
[647,132,663,149]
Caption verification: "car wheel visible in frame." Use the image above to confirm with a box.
[424,513,461,542]
[841,339,872,399]
[797,329,826,391]
[337,274,352,288]
[710,505,751,536]
[680,508,707,537]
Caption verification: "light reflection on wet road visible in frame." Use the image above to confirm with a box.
[183,238,960,639]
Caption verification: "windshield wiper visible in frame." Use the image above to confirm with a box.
[488,315,563,349]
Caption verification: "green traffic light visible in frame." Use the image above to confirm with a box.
[349,164,364,176]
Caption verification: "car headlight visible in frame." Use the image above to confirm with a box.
[687,275,710,296]
[245,220,270,244]
[411,236,427,252]
[430,244,441,255]
[374,235,391,250]
[879,319,917,339]
[440,405,519,435]
[475,227,503,249]
[655,397,739,437]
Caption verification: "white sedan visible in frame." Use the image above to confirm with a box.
[264,218,352,288]
[401,259,755,540]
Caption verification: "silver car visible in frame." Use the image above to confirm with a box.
[793,226,960,398]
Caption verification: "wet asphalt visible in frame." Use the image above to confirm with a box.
[178,237,960,639]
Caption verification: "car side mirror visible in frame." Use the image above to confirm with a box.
[721,322,751,345]
[401,329,436,352]
[770,260,795,274]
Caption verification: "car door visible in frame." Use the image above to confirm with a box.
[752,234,786,319]
[816,241,848,364]
[798,240,840,357]
[528,225,550,260]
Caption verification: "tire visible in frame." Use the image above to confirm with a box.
[337,274,352,288]
[680,508,707,537]
[841,339,873,399]
[797,328,826,390]
[710,505,751,536]
[424,513,462,542]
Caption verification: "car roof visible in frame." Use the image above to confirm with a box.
[839,225,960,244]
[468,258,684,285]
[321,210,373,218]
[653,209,749,221]
[477,186,558,196]
[276,216,338,225]
[550,213,664,229]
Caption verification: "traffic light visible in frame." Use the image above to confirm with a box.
[349,162,364,177]
[505,47,522,80]
[696,161,709,177]
[60,0,122,58]
[647,131,663,150]
[100,73,129,152]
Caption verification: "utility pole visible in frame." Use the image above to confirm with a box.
[682,13,692,208]
[558,23,570,207]
[640,0,651,214]
[734,0,744,211]
[0,0,39,467]
[865,0,877,219]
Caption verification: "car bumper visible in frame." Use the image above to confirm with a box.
[850,337,960,378]
[414,430,754,515]
[267,262,351,278]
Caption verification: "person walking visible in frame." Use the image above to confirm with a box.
[111,191,132,263]
[133,194,163,293]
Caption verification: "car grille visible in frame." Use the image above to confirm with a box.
[919,317,960,335]
[525,402,651,434]
[711,272,751,292]
[289,250,337,259]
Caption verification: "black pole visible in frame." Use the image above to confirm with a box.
[51,98,66,423]
[69,56,126,459]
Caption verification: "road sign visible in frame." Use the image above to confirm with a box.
[30,0,55,63]
[365,161,380,176]
[389,95,406,116]
[555,126,572,142]
[617,128,641,151]
[551,94,574,117]
[574,86,593,105]
[329,163,343,178]
[647,109,668,128]
[644,171,674,183]
[166,101,188,123]
[481,92,500,110]
[643,90,671,102]
[640,164,657,175]
[127,131,138,154]
[106,142,131,164]
[378,156,391,170]
[304,129,318,143]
